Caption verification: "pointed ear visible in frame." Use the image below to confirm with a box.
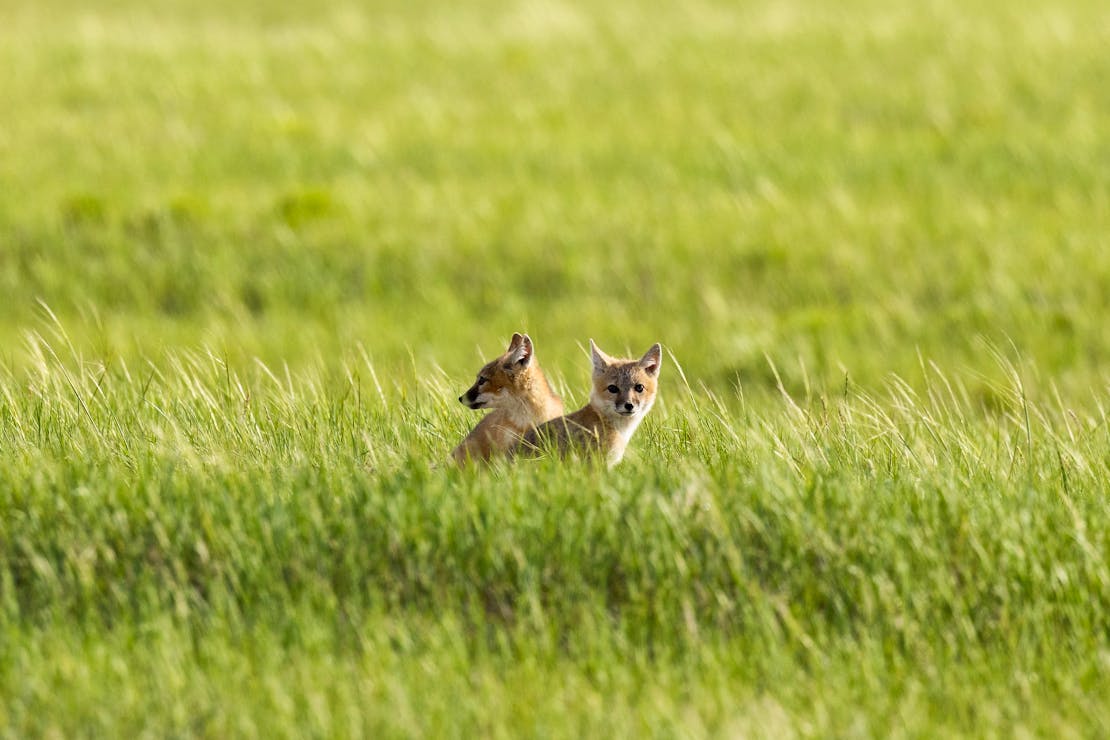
[506,333,524,352]
[590,339,611,374]
[507,334,533,367]
[638,343,663,377]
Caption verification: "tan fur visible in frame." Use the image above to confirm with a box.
[451,333,563,465]
[517,340,662,467]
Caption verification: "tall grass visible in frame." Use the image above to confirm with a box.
[2,0,1110,735]
[3,330,1109,735]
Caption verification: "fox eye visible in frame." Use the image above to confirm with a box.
[607,384,619,394]
[634,383,645,393]
[478,377,488,385]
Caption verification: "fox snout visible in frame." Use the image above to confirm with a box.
[459,386,484,409]
[616,399,637,415]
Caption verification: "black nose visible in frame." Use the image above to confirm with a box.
[458,395,465,402]
[624,403,634,411]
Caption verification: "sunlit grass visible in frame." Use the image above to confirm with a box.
[3,330,1109,735]
[2,0,1110,735]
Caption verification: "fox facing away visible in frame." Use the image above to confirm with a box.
[451,333,564,465]
[517,340,662,467]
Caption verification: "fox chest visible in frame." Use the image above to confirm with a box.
[604,433,629,466]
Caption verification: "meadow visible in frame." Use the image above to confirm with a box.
[2,0,1109,735]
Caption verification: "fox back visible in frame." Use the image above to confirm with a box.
[451,333,563,465]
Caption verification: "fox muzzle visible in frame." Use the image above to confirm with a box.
[459,385,484,408]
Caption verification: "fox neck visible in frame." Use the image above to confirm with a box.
[525,366,556,399]
[499,368,559,425]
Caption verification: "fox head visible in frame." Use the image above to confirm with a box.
[458,333,538,411]
[588,340,663,421]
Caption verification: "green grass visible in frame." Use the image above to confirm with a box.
[2,0,1110,736]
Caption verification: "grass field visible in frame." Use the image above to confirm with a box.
[2,0,1110,736]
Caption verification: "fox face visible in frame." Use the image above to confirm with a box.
[588,340,663,421]
[458,333,537,411]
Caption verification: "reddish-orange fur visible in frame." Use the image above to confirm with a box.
[517,340,662,466]
[451,333,563,465]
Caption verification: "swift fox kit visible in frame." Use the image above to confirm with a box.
[518,340,662,466]
[451,333,564,465]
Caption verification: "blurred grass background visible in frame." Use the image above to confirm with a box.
[2,0,1108,398]
[2,0,1110,736]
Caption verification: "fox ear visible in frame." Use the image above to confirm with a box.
[590,339,611,373]
[638,343,663,377]
[507,334,533,368]
[507,333,525,351]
